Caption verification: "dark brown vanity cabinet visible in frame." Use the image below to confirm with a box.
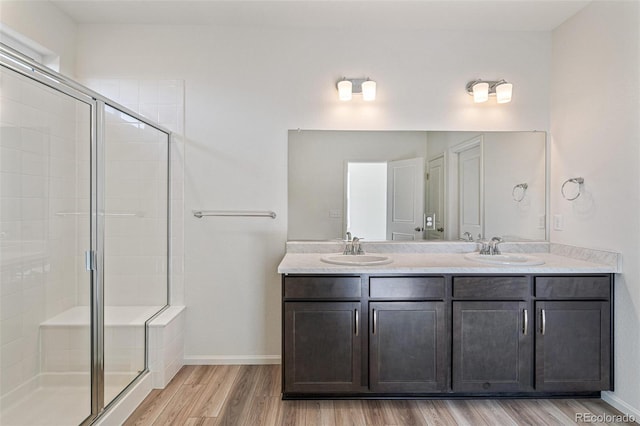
[368,277,447,393]
[534,277,612,392]
[283,301,362,393]
[282,273,613,398]
[451,277,532,392]
[282,276,363,394]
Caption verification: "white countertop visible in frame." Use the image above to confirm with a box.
[277,252,618,274]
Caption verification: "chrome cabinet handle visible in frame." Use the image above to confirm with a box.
[372,309,378,335]
[355,309,359,336]
[541,309,546,335]
[523,309,528,335]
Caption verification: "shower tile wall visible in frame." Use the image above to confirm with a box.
[0,68,90,398]
[81,78,185,307]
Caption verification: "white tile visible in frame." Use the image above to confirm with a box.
[0,146,21,174]
[0,69,23,101]
[118,79,140,105]
[1,314,23,345]
[0,172,22,197]
[1,337,23,368]
[0,126,22,149]
[1,290,23,320]
[0,97,22,126]
[139,81,159,104]
[20,174,48,198]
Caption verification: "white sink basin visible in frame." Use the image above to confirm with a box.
[464,252,545,266]
[321,254,392,266]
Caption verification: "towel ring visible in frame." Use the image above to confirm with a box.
[512,183,528,202]
[561,177,584,201]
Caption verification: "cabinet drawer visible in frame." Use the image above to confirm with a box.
[535,276,610,298]
[369,277,444,299]
[284,276,361,299]
[453,276,529,298]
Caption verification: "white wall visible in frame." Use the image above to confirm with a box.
[551,0,640,416]
[72,24,551,361]
[0,1,77,75]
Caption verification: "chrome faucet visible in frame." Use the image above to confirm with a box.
[478,236,503,255]
[343,236,365,255]
[461,231,473,241]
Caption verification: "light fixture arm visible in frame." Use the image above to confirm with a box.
[465,79,509,96]
[337,77,371,94]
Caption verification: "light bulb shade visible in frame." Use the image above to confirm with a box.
[473,82,489,103]
[496,82,513,103]
[362,80,376,101]
[337,80,352,101]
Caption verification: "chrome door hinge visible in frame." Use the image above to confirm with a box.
[85,250,96,271]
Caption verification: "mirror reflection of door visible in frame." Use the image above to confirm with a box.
[458,145,483,239]
[426,155,445,240]
[386,158,425,241]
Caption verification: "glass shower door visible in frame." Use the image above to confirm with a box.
[0,63,93,425]
[102,104,169,406]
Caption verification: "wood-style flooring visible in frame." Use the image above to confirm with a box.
[125,365,634,425]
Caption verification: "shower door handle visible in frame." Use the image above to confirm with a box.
[85,250,96,271]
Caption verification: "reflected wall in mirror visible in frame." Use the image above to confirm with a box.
[288,130,547,242]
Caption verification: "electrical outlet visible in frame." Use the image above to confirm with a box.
[553,214,563,231]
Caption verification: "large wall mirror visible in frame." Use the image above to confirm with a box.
[288,130,547,242]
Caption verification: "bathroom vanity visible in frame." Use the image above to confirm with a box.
[278,244,618,399]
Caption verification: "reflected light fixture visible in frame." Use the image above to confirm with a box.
[466,79,513,104]
[336,77,376,101]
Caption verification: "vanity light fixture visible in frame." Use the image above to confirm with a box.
[466,79,513,103]
[336,77,376,101]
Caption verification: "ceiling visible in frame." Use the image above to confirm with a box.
[50,0,591,31]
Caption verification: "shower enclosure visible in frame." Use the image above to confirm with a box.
[0,45,170,425]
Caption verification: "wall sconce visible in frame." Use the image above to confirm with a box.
[466,79,513,103]
[336,77,376,101]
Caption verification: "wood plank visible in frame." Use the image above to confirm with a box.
[361,400,396,426]
[496,399,561,425]
[213,365,260,426]
[444,400,489,426]
[464,400,517,426]
[185,365,219,385]
[124,365,196,426]
[184,417,217,426]
[305,400,336,426]
[334,400,367,426]
[152,383,204,426]
[413,400,458,426]
[385,400,427,426]
[189,365,241,418]
[253,364,281,397]
[267,399,305,426]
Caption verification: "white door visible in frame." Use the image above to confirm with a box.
[386,157,425,240]
[426,156,445,240]
[458,146,483,239]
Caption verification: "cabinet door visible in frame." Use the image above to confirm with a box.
[369,302,446,392]
[452,301,532,392]
[283,302,362,393]
[535,301,611,391]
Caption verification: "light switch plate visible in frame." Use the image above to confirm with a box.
[553,214,563,231]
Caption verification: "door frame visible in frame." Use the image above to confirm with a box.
[447,135,484,241]
[426,153,446,240]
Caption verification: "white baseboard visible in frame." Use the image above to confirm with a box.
[602,392,640,420]
[184,355,281,365]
